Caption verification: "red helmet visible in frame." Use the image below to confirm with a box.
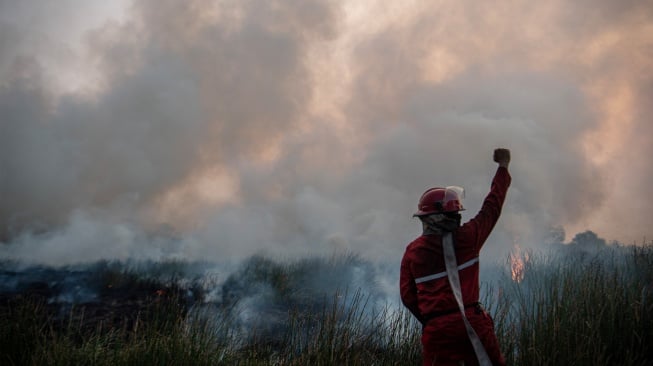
[413,186,465,216]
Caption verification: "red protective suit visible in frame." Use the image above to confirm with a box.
[400,167,510,366]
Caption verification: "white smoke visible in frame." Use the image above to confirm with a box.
[1,0,652,265]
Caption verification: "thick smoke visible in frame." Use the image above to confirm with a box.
[1,0,652,265]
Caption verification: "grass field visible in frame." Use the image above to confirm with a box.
[1,245,651,365]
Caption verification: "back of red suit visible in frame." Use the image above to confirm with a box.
[400,166,511,365]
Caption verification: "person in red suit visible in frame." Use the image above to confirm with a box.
[400,148,511,366]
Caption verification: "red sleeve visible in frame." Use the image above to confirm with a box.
[400,251,423,323]
[466,167,511,250]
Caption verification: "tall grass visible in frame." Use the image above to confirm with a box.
[0,291,421,365]
[495,245,653,365]
[1,245,651,365]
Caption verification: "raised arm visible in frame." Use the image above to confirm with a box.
[465,149,512,249]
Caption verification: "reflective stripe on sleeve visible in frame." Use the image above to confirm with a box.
[414,257,479,284]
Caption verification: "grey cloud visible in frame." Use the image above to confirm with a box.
[0,53,206,237]
[1,0,338,241]
[1,0,651,264]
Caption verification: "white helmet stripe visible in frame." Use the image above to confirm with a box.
[414,257,479,284]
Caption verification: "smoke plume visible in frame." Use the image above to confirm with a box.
[1,0,652,265]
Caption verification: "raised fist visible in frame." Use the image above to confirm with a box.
[493,148,510,167]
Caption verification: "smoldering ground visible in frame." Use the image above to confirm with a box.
[2,0,653,267]
[0,254,402,347]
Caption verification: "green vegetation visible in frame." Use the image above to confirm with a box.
[494,245,653,365]
[1,246,651,365]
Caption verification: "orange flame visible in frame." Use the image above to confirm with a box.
[154,289,166,296]
[510,243,529,283]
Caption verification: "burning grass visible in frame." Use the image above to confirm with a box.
[494,244,653,365]
[1,246,652,365]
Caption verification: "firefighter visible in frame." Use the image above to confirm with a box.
[400,148,511,366]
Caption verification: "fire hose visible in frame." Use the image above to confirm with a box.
[442,232,492,366]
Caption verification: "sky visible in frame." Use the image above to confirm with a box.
[1,0,652,265]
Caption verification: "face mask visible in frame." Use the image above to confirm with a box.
[421,213,461,235]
